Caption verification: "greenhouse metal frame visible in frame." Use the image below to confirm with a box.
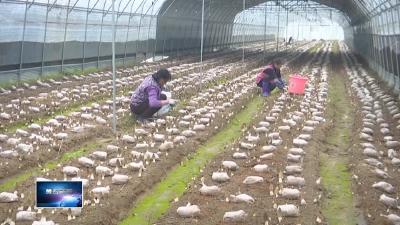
[0,0,399,91]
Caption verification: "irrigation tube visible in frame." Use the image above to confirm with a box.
[112,0,117,133]
[200,0,205,76]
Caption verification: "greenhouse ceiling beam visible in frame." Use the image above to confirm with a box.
[144,0,159,15]
[285,1,302,11]
[370,2,400,19]
[369,0,398,17]
[119,0,134,17]
[128,0,138,18]
[103,2,113,16]
[123,0,136,65]
[160,0,177,16]
[88,0,100,13]
[101,0,124,17]
[67,0,79,14]
[352,0,400,25]
[133,0,146,14]
[156,0,355,29]
[249,6,342,11]
[352,0,370,19]
[277,1,323,22]
[28,0,34,8]
[117,0,124,12]
[48,0,58,12]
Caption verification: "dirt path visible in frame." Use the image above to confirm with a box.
[341,42,400,225]
[119,96,266,225]
[318,42,358,224]
[0,50,268,182]
[154,43,329,225]
[0,42,317,225]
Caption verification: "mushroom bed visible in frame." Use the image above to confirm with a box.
[1,40,398,225]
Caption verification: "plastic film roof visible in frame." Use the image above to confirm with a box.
[7,0,398,25]
[158,0,400,25]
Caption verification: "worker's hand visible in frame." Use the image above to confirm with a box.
[168,99,177,106]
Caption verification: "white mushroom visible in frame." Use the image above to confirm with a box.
[212,172,230,182]
[176,203,200,218]
[223,210,247,222]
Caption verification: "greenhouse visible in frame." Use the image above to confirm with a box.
[0,0,400,224]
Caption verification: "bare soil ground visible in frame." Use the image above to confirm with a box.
[0,50,266,181]
[156,45,327,225]
[346,52,400,224]
[0,42,316,225]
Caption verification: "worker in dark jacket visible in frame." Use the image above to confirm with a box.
[256,59,285,96]
[130,69,176,120]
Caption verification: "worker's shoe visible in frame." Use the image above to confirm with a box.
[262,92,270,97]
[135,115,155,124]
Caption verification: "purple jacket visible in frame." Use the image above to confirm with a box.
[131,75,163,108]
[263,64,282,82]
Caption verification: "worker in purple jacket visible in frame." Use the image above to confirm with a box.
[130,69,175,120]
[256,59,285,96]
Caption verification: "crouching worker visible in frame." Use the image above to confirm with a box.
[130,69,176,121]
[256,59,286,96]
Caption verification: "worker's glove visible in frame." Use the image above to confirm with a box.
[276,79,285,90]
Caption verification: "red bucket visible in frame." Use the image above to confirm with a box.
[288,74,308,94]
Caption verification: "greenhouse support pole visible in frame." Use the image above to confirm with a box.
[163,39,166,59]
[372,31,378,73]
[112,0,117,133]
[369,22,377,71]
[389,10,396,78]
[137,0,146,65]
[200,0,204,76]
[368,22,373,67]
[376,17,383,78]
[396,8,400,81]
[124,1,135,66]
[285,7,289,47]
[389,9,396,87]
[225,23,229,49]
[98,0,107,69]
[381,15,389,79]
[215,23,223,50]
[147,4,155,61]
[153,31,157,62]
[41,0,50,76]
[181,22,189,56]
[377,16,384,78]
[263,4,267,62]
[276,6,280,52]
[209,23,215,52]
[82,0,91,71]
[61,0,72,73]
[19,1,29,82]
[170,40,174,64]
[296,16,300,41]
[242,0,245,67]
[371,21,378,72]
[369,21,374,63]
[176,26,179,59]
[188,22,195,53]
[384,16,391,77]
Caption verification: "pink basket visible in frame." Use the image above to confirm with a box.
[288,74,308,94]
